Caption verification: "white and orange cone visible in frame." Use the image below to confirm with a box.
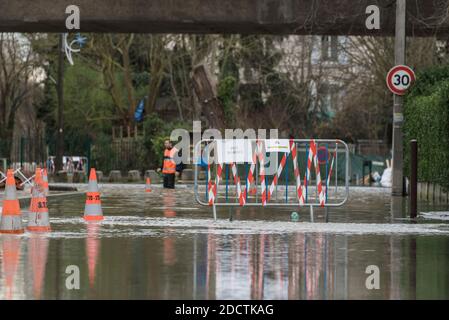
[27,168,51,232]
[41,168,49,196]
[83,168,103,221]
[0,169,24,234]
[145,177,152,192]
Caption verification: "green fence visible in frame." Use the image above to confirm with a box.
[90,138,152,175]
[0,136,47,169]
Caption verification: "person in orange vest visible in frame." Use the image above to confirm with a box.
[157,140,182,189]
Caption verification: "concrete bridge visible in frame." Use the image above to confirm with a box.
[0,0,448,36]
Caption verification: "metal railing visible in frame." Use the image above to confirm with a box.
[0,168,35,187]
[194,139,350,222]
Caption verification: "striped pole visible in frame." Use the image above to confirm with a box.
[258,141,267,206]
[309,140,325,207]
[208,164,223,206]
[207,162,213,205]
[291,140,305,205]
[305,143,309,202]
[230,163,245,206]
[267,146,290,202]
[242,141,260,200]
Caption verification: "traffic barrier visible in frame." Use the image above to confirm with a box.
[0,168,35,189]
[0,169,24,234]
[145,177,152,192]
[83,168,103,221]
[27,168,51,232]
[195,139,349,222]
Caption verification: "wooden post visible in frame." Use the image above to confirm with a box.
[410,140,417,218]
[392,0,407,196]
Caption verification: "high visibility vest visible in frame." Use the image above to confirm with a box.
[162,148,177,174]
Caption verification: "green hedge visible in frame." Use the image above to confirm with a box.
[404,66,449,190]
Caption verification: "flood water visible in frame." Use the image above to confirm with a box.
[0,184,448,300]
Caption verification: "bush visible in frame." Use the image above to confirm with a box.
[404,67,449,190]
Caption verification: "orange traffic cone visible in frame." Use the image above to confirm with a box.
[27,168,51,232]
[145,177,152,192]
[84,168,103,221]
[41,168,49,196]
[0,169,24,234]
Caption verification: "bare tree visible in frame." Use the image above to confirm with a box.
[0,33,43,158]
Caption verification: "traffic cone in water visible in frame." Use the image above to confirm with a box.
[145,177,152,192]
[41,168,49,196]
[27,168,51,232]
[0,169,24,234]
[84,168,103,221]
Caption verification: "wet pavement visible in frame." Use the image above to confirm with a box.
[0,184,448,299]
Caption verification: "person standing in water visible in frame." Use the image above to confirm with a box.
[157,139,182,189]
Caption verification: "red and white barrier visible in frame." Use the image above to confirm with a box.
[206,139,331,208]
[308,140,325,207]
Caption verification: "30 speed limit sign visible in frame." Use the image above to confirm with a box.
[386,65,416,96]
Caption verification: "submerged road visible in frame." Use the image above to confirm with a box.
[0,184,448,299]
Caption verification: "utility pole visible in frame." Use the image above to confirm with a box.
[391,0,406,196]
[56,33,64,171]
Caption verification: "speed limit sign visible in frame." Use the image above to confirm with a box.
[386,65,416,96]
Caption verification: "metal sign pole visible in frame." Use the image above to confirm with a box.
[392,0,407,196]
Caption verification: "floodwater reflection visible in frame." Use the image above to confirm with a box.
[0,186,448,299]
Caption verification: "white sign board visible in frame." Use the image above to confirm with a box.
[265,139,290,153]
[216,139,254,164]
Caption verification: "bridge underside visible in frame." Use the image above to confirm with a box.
[0,0,448,36]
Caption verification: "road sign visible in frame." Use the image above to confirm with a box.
[317,146,329,165]
[386,65,415,96]
[265,139,290,153]
[216,139,253,164]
